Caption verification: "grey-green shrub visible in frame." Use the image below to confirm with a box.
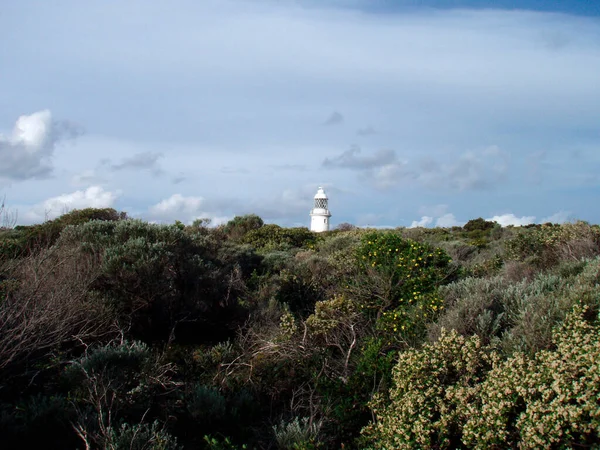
[273,416,321,450]
[105,421,181,450]
[186,384,226,423]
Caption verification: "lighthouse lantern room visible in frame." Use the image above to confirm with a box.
[310,186,331,232]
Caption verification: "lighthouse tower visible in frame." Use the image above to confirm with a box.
[310,186,331,232]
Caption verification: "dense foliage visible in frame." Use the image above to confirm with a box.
[1,210,599,449]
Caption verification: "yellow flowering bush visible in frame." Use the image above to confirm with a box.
[354,231,453,312]
[378,292,445,346]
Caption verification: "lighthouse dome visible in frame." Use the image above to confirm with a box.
[314,187,328,200]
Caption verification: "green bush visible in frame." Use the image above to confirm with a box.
[223,214,264,241]
[505,221,600,269]
[352,231,453,313]
[105,421,181,450]
[57,219,237,342]
[186,384,227,423]
[242,225,317,252]
[463,218,496,233]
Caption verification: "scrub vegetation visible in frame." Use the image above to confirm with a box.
[1,210,599,449]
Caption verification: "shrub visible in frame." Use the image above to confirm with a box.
[0,393,76,449]
[429,276,511,345]
[15,208,126,255]
[65,340,152,385]
[362,330,495,449]
[463,218,496,233]
[242,225,317,252]
[273,416,321,450]
[186,385,227,423]
[352,231,453,314]
[365,307,600,449]
[67,340,176,449]
[223,215,264,241]
[0,243,115,376]
[463,307,600,448]
[505,221,600,269]
[104,421,181,450]
[57,220,237,343]
[430,260,600,355]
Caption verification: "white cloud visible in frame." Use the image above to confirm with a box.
[410,216,433,228]
[147,194,230,225]
[20,186,120,223]
[0,110,53,181]
[486,213,536,227]
[409,212,461,228]
[0,110,83,183]
[435,213,461,228]
[541,211,571,224]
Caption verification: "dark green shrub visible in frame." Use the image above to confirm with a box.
[186,385,227,423]
[223,214,264,241]
[0,394,76,449]
[57,220,239,343]
[17,208,126,255]
[242,225,316,252]
[463,218,496,233]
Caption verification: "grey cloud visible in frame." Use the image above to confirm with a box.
[111,151,163,173]
[0,141,53,181]
[526,150,546,185]
[357,126,376,136]
[52,119,85,141]
[323,145,397,170]
[71,169,105,186]
[221,166,250,174]
[270,164,307,171]
[323,111,344,126]
[540,30,571,51]
[324,145,509,191]
[420,147,509,191]
[323,146,413,189]
[419,158,441,173]
[172,174,186,184]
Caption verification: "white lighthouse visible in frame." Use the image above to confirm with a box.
[310,186,331,232]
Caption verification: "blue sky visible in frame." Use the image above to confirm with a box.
[1,0,599,228]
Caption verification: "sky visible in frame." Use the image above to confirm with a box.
[1,0,599,228]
